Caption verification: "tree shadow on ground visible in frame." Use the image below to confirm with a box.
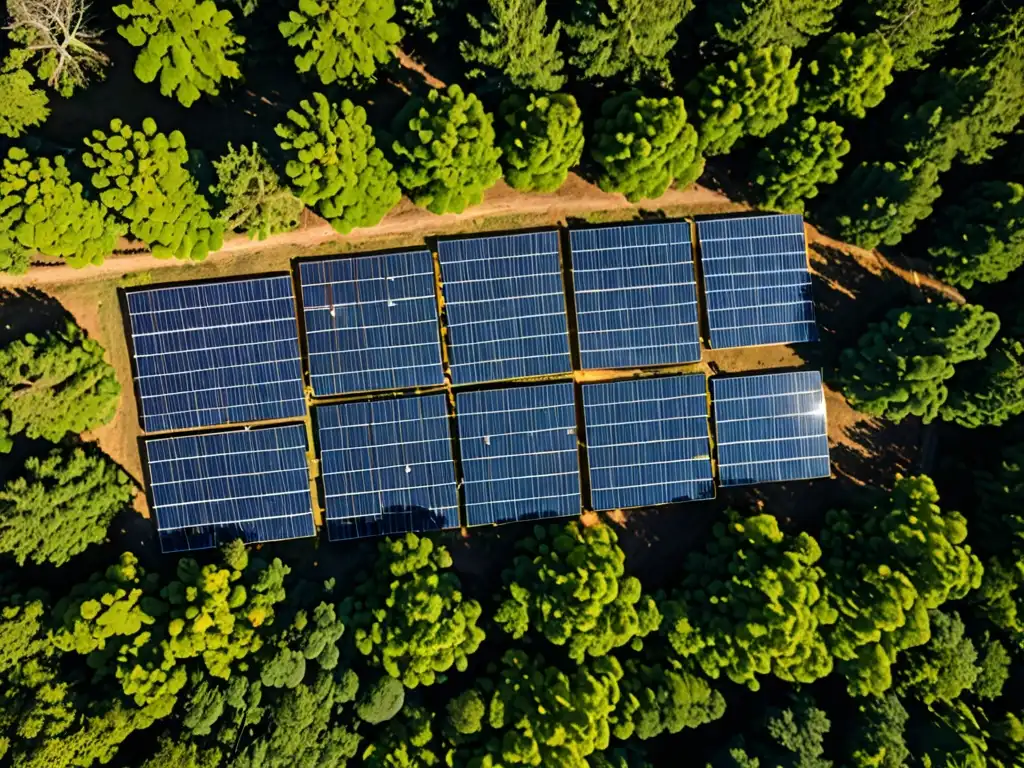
[0,288,73,346]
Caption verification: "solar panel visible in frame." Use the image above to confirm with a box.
[712,371,831,487]
[583,374,713,510]
[126,276,306,432]
[145,424,315,553]
[697,214,818,349]
[438,231,571,385]
[298,251,444,396]
[457,383,580,526]
[570,222,701,369]
[316,394,458,541]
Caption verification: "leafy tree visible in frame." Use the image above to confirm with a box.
[751,114,848,212]
[0,57,49,141]
[973,444,1024,559]
[591,91,703,202]
[836,302,1000,423]
[113,0,244,107]
[210,143,303,241]
[662,511,835,691]
[496,521,660,661]
[590,749,654,768]
[279,0,401,86]
[856,0,961,71]
[971,557,1024,643]
[943,339,1024,428]
[847,693,910,768]
[260,601,346,688]
[705,0,842,49]
[820,475,983,696]
[276,94,400,233]
[356,676,404,724]
[804,33,895,118]
[896,609,978,705]
[497,92,583,193]
[82,118,225,260]
[759,697,832,768]
[0,147,125,271]
[974,633,1011,701]
[611,659,725,740]
[141,738,221,768]
[462,0,565,91]
[340,533,485,688]
[447,689,485,735]
[389,85,502,215]
[567,0,694,84]
[688,46,801,156]
[927,181,1024,288]
[0,321,120,451]
[363,706,442,768]
[0,445,133,566]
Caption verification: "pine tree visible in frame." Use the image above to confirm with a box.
[706,0,842,49]
[943,339,1024,428]
[856,0,961,71]
[804,33,895,118]
[688,46,802,156]
[279,0,401,86]
[612,659,726,740]
[896,609,980,706]
[389,85,502,215]
[0,56,49,141]
[0,147,126,271]
[210,143,304,241]
[752,114,849,212]
[462,0,565,91]
[114,0,244,107]
[276,94,400,233]
[497,92,584,193]
[591,91,704,202]
[82,118,225,260]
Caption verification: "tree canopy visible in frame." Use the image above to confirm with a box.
[856,0,961,71]
[943,338,1024,428]
[210,143,304,241]
[804,32,895,118]
[0,57,49,142]
[751,114,849,212]
[705,0,842,50]
[497,92,584,193]
[462,0,565,91]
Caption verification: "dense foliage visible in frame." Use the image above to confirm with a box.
[497,92,583,193]
[462,0,564,91]
[210,143,304,241]
[751,114,849,212]
[0,58,49,140]
[804,32,894,118]
[705,0,842,49]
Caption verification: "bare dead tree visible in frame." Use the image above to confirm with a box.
[5,0,108,96]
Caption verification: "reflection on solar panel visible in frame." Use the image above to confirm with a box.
[299,251,444,396]
[457,383,579,526]
[570,223,701,369]
[126,277,306,433]
[583,374,713,510]
[698,214,818,349]
[712,371,831,487]
[316,395,458,541]
[438,231,571,385]
[146,424,315,553]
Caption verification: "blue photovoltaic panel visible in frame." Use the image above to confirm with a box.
[457,383,580,526]
[299,251,444,396]
[570,223,701,368]
[697,214,818,349]
[712,371,831,487]
[316,395,458,541]
[438,231,571,385]
[146,424,315,553]
[126,277,306,432]
[583,374,713,510]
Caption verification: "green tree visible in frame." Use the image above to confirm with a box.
[759,697,832,768]
[856,0,961,71]
[82,118,225,260]
[611,659,725,740]
[847,693,909,768]
[820,475,983,696]
[688,46,802,156]
[363,706,442,768]
[276,94,400,233]
[662,511,835,691]
[837,302,1000,423]
[974,633,1011,701]
[591,91,703,202]
[567,0,694,84]
[751,114,848,212]
[0,147,125,272]
[0,321,120,451]
[497,92,583,193]
[705,0,841,49]
[0,57,49,141]
[462,0,565,91]
[279,0,401,86]
[943,339,1024,428]
[340,533,485,688]
[896,609,978,705]
[804,33,895,118]
[927,181,1024,288]
[211,143,304,241]
[0,445,133,567]
[447,689,485,736]
[495,521,661,661]
[260,601,346,688]
[389,85,502,215]
[141,738,221,768]
[356,676,404,724]
[114,0,244,107]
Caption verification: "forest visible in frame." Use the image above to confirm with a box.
[2,0,1024,766]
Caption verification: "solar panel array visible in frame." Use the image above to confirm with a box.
[712,371,831,487]
[698,214,818,350]
[146,424,315,553]
[457,383,580,526]
[569,222,701,369]
[583,375,714,511]
[438,231,572,385]
[126,277,306,433]
[299,251,444,396]
[316,395,458,541]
